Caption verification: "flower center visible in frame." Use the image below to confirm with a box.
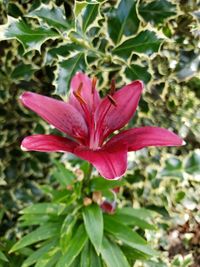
[73,78,117,150]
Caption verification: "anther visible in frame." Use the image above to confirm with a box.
[107,94,117,107]
[73,82,87,105]
[92,77,97,94]
[110,78,116,95]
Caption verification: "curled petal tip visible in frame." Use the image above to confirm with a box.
[21,144,28,151]
[182,140,186,146]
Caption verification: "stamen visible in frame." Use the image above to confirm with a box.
[73,91,87,105]
[73,82,87,105]
[107,94,117,107]
[91,77,97,94]
[110,78,116,95]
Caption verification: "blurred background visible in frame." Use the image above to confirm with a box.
[0,0,200,266]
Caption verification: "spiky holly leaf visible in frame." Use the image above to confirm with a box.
[0,17,59,52]
[107,0,139,44]
[27,3,71,32]
[54,53,86,96]
[139,0,176,24]
[113,30,163,59]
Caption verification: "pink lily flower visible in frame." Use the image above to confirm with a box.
[20,73,184,180]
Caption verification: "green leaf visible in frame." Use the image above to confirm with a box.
[100,237,130,267]
[27,3,70,31]
[1,17,59,52]
[107,0,139,44]
[53,159,76,186]
[75,2,99,33]
[82,204,103,254]
[10,223,60,253]
[104,215,156,256]
[22,240,58,267]
[11,63,36,80]
[113,30,163,59]
[139,0,176,24]
[35,250,61,267]
[161,158,183,178]
[80,241,90,267]
[185,150,200,175]
[113,212,156,230]
[89,177,125,191]
[125,64,151,84]
[89,243,103,267]
[21,203,66,215]
[19,213,50,226]
[54,53,86,95]
[56,224,88,267]
[118,207,154,220]
[60,214,77,253]
[0,251,8,262]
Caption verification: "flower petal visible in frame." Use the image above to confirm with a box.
[106,127,184,151]
[21,134,78,152]
[74,145,128,180]
[95,80,143,142]
[20,92,88,142]
[69,72,100,113]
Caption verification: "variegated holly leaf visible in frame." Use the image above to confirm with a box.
[26,3,71,32]
[113,30,163,59]
[0,17,59,52]
[107,0,139,44]
[54,53,86,95]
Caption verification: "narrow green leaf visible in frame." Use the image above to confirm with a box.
[22,240,57,267]
[113,30,163,59]
[10,223,60,253]
[104,215,157,256]
[100,237,130,267]
[56,224,88,267]
[80,241,90,267]
[107,0,139,44]
[0,251,8,262]
[89,243,103,267]
[54,53,86,95]
[60,214,77,253]
[35,250,61,267]
[83,204,103,254]
[112,212,156,230]
[1,17,59,52]
[21,203,66,215]
[89,177,125,191]
[27,3,70,31]
[118,207,154,219]
[19,213,50,226]
[53,159,76,186]
[125,64,151,84]
[139,0,176,24]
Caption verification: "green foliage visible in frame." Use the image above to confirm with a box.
[0,0,200,266]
